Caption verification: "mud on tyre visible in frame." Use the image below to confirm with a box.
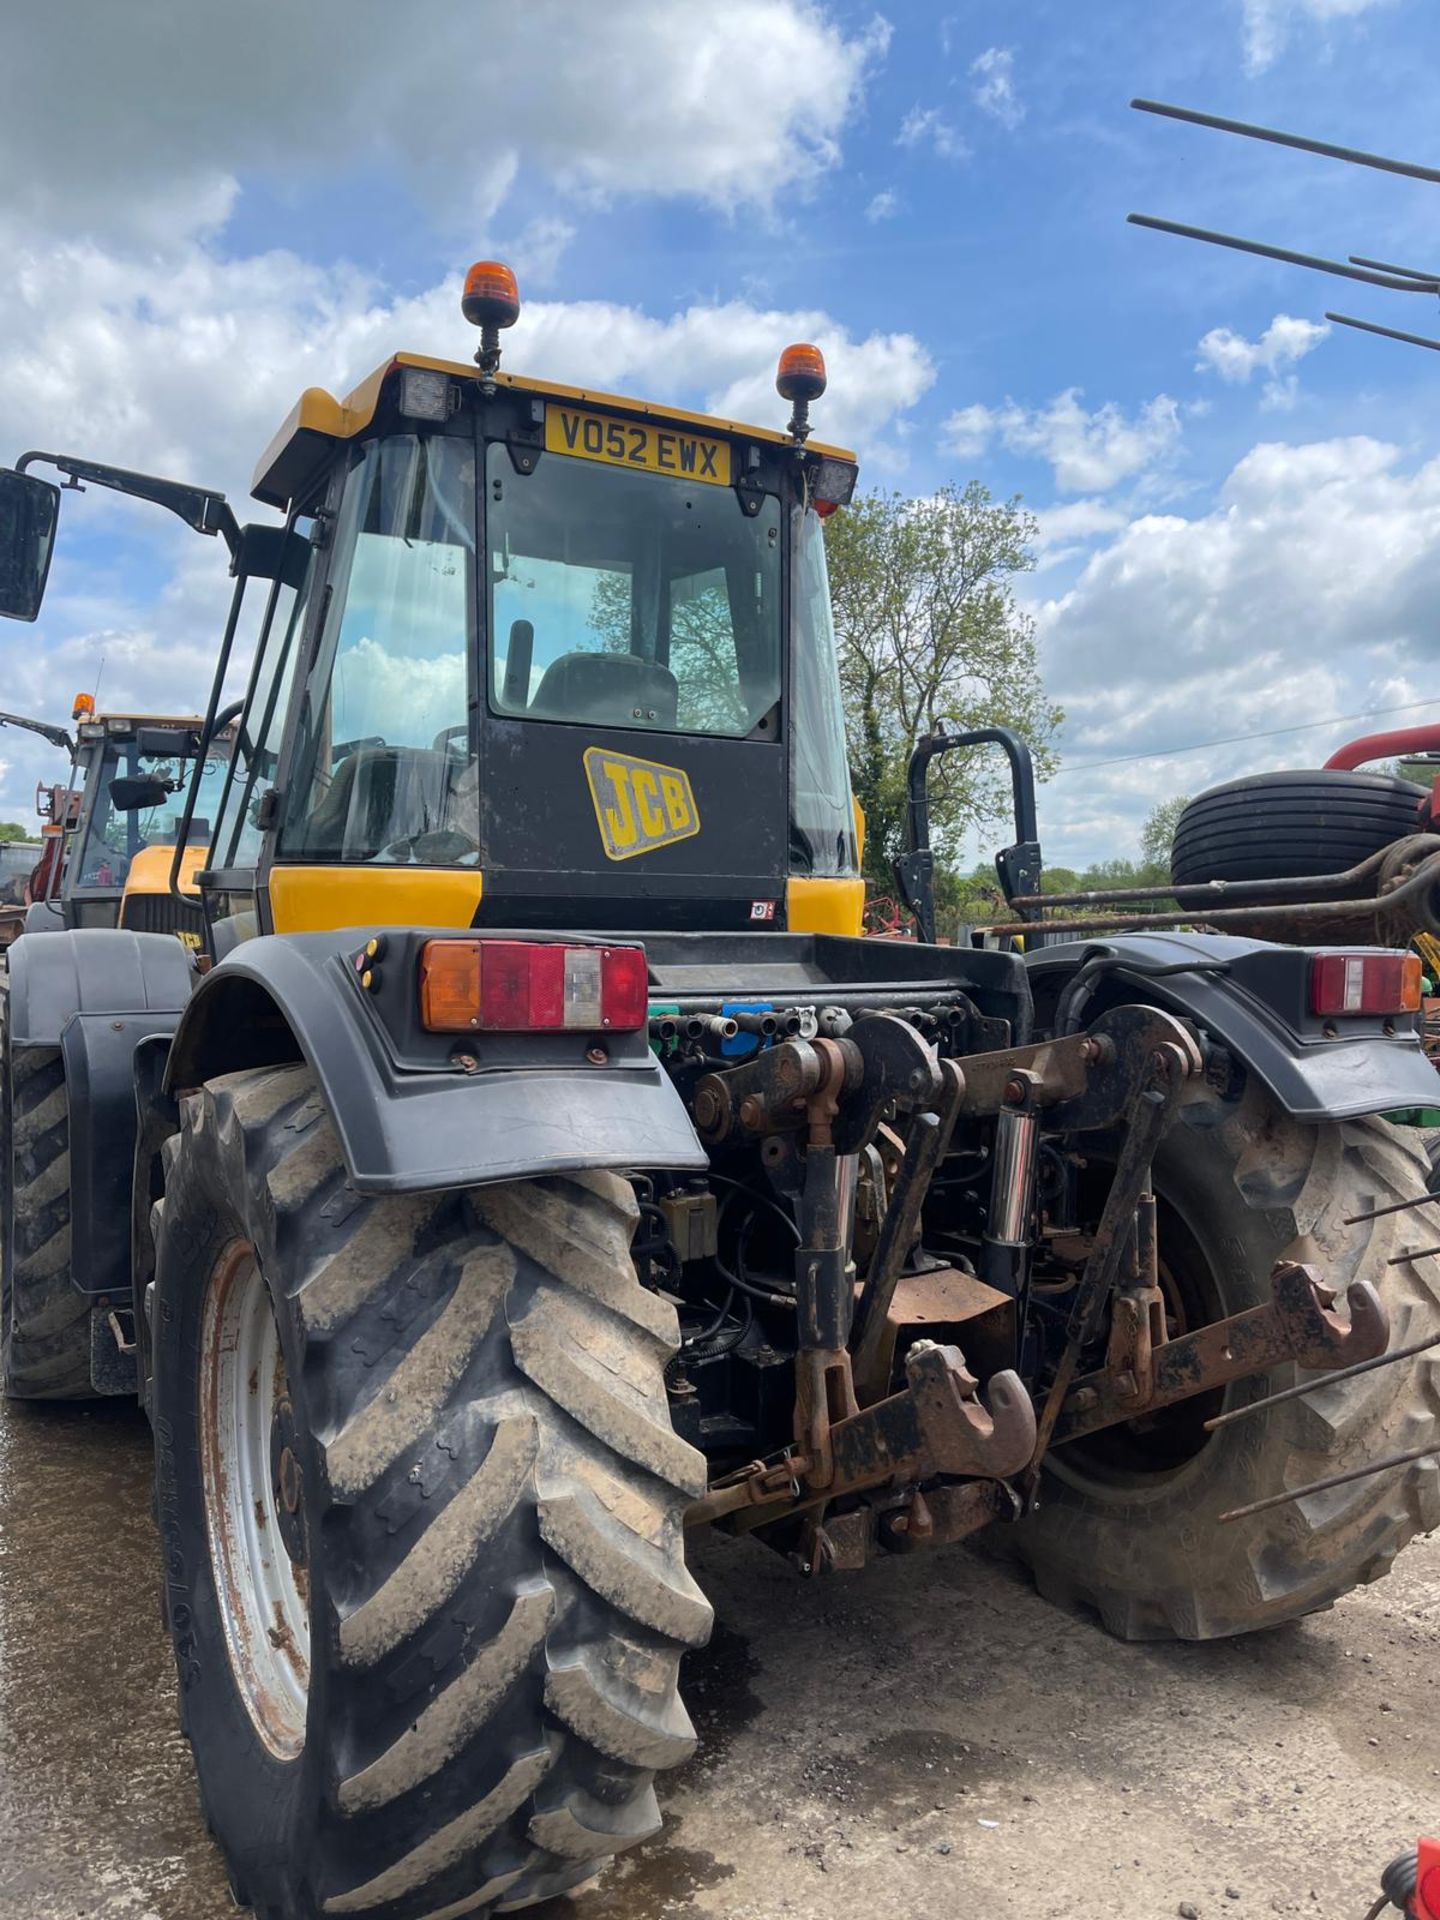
[1016,1083,1440,1640]
[151,1063,710,1920]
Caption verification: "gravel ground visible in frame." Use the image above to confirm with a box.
[0,1392,1433,1920]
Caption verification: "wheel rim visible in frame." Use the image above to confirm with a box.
[199,1240,310,1759]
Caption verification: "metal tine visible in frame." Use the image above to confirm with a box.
[1219,1441,1439,1525]
[1130,98,1440,187]
[1328,311,1440,354]
[1389,1242,1440,1266]
[1203,1328,1440,1432]
[1126,215,1439,292]
[1342,1190,1440,1226]
[1348,253,1440,284]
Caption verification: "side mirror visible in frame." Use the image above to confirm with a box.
[109,775,174,812]
[0,469,61,622]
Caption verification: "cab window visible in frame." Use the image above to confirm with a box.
[488,443,781,737]
[280,434,478,864]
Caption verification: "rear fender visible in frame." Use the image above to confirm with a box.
[164,930,708,1194]
[6,929,195,1299]
[1027,933,1440,1123]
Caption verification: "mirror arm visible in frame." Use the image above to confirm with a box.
[17,451,241,560]
[0,709,74,755]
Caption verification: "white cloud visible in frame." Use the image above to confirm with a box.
[942,404,998,462]
[866,189,901,223]
[942,389,1182,493]
[1032,434,1440,864]
[1240,0,1397,73]
[1196,312,1329,410]
[508,216,577,289]
[1031,498,1129,556]
[0,2,890,236]
[970,48,1024,130]
[897,106,971,163]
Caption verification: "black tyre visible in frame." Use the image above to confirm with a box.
[1016,1084,1440,1640]
[1,1033,91,1399]
[1171,769,1423,886]
[151,1063,710,1920]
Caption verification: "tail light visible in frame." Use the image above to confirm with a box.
[1309,951,1422,1018]
[419,938,648,1033]
[1418,1838,1440,1920]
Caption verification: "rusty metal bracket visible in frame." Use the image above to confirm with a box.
[878,1478,1021,1554]
[831,1013,946,1154]
[827,1340,1036,1496]
[1051,1261,1390,1447]
[692,1036,863,1148]
[851,1058,968,1398]
[1024,1043,1191,1490]
[952,1004,1202,1125]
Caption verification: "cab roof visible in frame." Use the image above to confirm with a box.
[80,712,205,732]
[252,353,858,510]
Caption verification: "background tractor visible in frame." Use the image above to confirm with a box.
[19,694,232,947]
[0,263,1436,1920]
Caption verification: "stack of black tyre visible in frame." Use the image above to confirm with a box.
[1171,768,1424,888]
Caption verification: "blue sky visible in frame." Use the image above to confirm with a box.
[3,0,1440,869]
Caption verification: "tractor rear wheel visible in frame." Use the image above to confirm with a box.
[1,1033,91,1399]
[151,1063,710,1920]
[1015,1087,1440,1640]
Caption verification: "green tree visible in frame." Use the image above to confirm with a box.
[824,484,1062,889]
[0,821,30,842]
[1138,794,1190,872]
[587,569,748,732]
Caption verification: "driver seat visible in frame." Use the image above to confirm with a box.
[530,651,679,727]
[302,746,458,857]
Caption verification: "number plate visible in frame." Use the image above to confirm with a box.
[545,405,732,486]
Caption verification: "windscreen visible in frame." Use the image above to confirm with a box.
[487,443,781,738]
[74,733,228,888]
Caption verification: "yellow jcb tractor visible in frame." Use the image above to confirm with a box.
[0,262,1436,1920]
[20,691,230,948]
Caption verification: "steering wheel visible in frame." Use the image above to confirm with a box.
[202,699,246,751]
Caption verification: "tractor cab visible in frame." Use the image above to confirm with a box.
[29,698,231,945]
[183,268,864,951]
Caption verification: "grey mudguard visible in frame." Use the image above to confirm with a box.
[22,899,65,936]
[1028,932,1440,1123]
[6,928,195,1299]
[165,931,708,1195]
[7,926,195,1046]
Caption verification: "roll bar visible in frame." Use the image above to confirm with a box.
[895,726,1042,946]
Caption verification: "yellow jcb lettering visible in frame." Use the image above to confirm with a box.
[600,759,639,849]
[659,774,692,833]
[632,769,667,837]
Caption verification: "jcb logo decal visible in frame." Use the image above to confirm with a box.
[584,747,700,861]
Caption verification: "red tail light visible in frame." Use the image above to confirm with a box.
[1417,1838,1440,1920]
[1309,951,1422,1018]
[419,938,648,1033]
